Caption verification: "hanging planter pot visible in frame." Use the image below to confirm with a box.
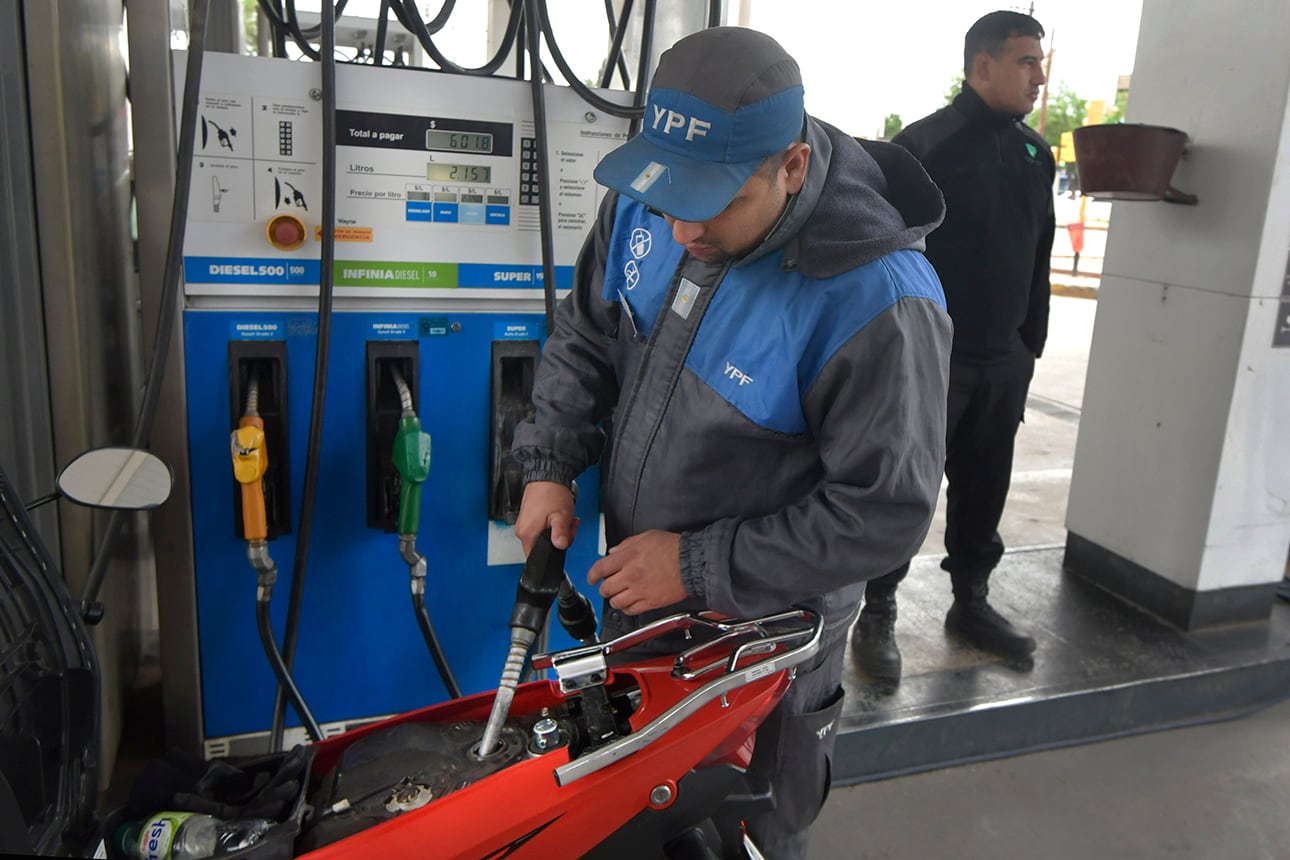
[1071,123,1198,205]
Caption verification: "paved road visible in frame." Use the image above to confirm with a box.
[1051,194,1111,280]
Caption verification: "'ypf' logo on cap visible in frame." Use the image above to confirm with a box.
[650,104,712,142]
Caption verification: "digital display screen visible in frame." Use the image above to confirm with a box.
[425,129,493,153]
[427,163,492,184]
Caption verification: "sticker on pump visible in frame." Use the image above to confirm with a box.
[494,322,540,340]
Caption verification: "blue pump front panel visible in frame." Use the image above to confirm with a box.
[185,308,602,740]
[173,52,633,747]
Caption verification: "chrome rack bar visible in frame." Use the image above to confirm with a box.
[543,608,822,787]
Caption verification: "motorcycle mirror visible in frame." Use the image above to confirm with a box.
[56,447,173,510]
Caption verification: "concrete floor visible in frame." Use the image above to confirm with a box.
[808,293,1290,860]
[810,695,1290,860]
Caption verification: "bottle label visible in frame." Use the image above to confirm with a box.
[139,812,195,860]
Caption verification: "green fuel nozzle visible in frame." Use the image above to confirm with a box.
[392,413,431,536]
[388,395,461,699]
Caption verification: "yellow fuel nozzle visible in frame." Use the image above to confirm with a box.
[231,415,269,541]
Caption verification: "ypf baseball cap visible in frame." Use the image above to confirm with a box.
[594,27,805,223]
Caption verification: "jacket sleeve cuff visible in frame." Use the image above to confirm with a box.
[678,531,707,601]
[520,457,579,490]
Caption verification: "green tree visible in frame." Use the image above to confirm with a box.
[1103,88,1130,124]
[943,73,964,106]
[882,113,904,139]
[1027,82,1086,147]
[242,0,260,55]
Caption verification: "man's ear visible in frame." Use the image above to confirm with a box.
[783,142,812,195]
[970,51,991,86]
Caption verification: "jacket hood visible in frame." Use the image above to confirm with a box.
[743,117,945,279]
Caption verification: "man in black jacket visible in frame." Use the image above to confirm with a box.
[852,10,1055,682]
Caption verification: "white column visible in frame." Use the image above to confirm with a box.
[1064,0,1290,628]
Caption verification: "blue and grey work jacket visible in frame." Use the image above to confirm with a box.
[513,118,954,646]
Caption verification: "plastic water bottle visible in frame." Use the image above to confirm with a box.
[116,812,274,859]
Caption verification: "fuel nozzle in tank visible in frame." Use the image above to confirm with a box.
[477,530,598,757]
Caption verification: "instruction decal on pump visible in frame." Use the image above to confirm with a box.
[187,257,319,285]
[418,317,449,337]
[338,110,514,157]
[369,321,415,339]
[229,322,283,340]
[495,322,540,341]
[335,260,455,288]
[181,52,630,300]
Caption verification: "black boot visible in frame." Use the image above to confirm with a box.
[945,576,1036,660]
[852,590,902,682]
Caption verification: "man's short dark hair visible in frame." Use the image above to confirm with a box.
[752,131,806,181]
[964,10,1045,77]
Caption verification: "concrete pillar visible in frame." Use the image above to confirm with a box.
[1064,0,1290,629]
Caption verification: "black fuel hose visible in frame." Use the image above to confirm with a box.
[268,0,288,57]
[374,0,390,65]
[274,0,352,59]
[598,0,634,89]
[626,0,658,138]
[79,0,208,622]
[708,0,723,27]
[535,0,644,120]
[280,0,321,60]
[535,0,722,126]
[385,0,453,38]
[556,576,598,645]
[418,0,457,33]
[256,591,323,742]
[269,0,338,752]
[396,0,522,76]
[524,0,559,336]
[411,583,463,698]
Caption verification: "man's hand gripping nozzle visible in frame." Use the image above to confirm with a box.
[477,530,598,757]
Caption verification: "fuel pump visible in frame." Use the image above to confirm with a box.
[231,369,323,742]
[155,0,717,757]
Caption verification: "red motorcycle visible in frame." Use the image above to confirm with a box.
[1,450,819,859]
[294,606,820,859]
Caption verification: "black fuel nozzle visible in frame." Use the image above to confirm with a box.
[556,576,599,645]
[479,529,579,758]
[510,530,598,642]
[509,529,567,635]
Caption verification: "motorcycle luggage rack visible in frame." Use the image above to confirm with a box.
[532,608,822,786]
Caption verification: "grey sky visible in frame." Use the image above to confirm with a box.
[290,1,1144,138]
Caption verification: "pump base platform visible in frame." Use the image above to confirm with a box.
[833,547,1290,785]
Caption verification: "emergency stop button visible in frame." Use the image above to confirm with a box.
[266,213,307,251]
